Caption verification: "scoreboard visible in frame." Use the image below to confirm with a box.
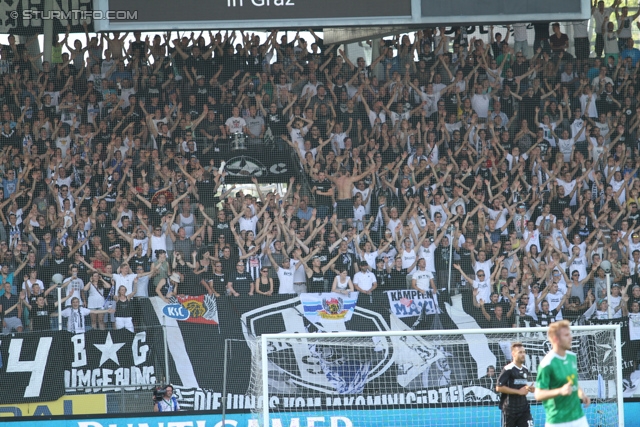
[95,0,589,31]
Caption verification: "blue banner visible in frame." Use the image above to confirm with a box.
[300,292,359,324]
[0,404,633,427]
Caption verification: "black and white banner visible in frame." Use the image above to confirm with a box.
[63,330,156,393]
[219,150,296,184]
[0,329,155,404]
[157,292,626,411]
[2,294,635,407]
[0,331,66,403]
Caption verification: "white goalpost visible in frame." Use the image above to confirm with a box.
[248,325,624,427]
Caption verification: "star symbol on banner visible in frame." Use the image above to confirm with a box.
[596,342,612,361]
[94,332,125,367]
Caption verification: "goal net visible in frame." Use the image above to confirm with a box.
[247,325,623,427]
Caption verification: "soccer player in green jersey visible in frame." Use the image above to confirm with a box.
[535,320,591,427]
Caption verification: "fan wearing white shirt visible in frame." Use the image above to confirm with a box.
[579,88,598,118]
[361,97,386,129]
[556,171,581,206]
[352,180,374,215]
[233,204,268,235]
[487,199,510,234]
[418,227,449,274]
[353,261,377,295]
[225,107,247,135]
[568,108,588,142]
[61,297,113,334]
[22,270,44,298]
[568,233,588,257]
[267,254,301,295]
[398,237,418,272]
[606,284,625,319]
[63,266,86,307]
[430,194,448,223]
[591,135,606,162]
[408,81,448,117]
[472,250,494,276]
[287,115,313,152]
[455,265,491,303]
[471,89,491,119]
[550,220,570,254]
[535,105,563,146]
[538,281,567,320]
[591,65,614,90]
[566,251,588,282]
[555,127,578,163]
[411,259,436,294]
[330,122,349,155]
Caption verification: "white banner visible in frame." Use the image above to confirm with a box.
[300,292,359,323]
[386,290,440,318]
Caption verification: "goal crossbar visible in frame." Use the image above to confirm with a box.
[259,325,624,427]
[261,324,622,340]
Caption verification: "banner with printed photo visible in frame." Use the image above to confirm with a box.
[300,292,359,324]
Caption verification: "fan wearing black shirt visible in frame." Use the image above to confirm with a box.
[200,260,222,298]
[386,256,410,290]
[130,32,146,58]
[478,297,516,329]
[26,287,75,331]
[549,184,573,219]
[199,110,224,154]
[212,210,234,244]
[0,122,20,150]
[373,258,390,291]
[257,93,291,143]
[226,261,254,297]
[496,342,535,427]
[311,170,333,219]
[515,302,537,327]
[45,245,71,279]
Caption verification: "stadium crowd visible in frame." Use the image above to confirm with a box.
[2,2,640,335]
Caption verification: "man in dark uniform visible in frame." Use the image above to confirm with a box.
[496,342,536,427]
